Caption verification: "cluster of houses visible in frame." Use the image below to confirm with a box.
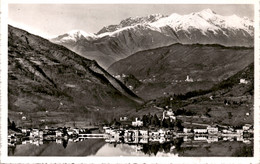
[8,127,87,146]
[119,108,176,128]
[103,123,253,145]
[182,124,253,135]
[8,122,253,147]
[171,75,201,84]
[103,127,173,144]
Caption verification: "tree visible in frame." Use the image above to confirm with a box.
[8,118,11,127]
[11,121,16,129]
[62,139,68,148]
[228,112,232,119]
[175,119,184,131]
[205,108,211,117]
[142,115,149,127]
[151,114,160,127]
[162,119,172,128]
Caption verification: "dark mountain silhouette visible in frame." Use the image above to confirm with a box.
[8,25,142,127]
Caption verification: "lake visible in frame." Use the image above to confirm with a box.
[8,137,253,157]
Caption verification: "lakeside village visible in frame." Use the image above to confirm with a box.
[8,108,253,148]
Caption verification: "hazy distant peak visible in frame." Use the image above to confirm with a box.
[51,29,97,43]
[199,8,216,14]
[66,30,97,39]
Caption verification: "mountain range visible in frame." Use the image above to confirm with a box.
[51,9,254,68]
[8,8,254,127]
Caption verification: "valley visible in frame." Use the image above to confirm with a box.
[6,4,256,158]
[8,9,254,136]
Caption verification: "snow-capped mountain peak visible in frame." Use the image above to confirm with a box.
[51,9,253,49]
[51,29,97,43]
[150,9,253,36]
[66,30,97,39]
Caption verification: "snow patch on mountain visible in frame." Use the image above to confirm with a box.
[52,30,98,43]
[51,9,254,47]
[150,9,253,36]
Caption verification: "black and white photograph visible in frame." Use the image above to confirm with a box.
[1,0,259,163]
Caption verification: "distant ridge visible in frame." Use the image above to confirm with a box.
[51,9,253,68]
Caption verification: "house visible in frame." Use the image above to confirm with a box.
[103,127,112,134]
[183,136,192,142]
[73,128,80,134]
[159,137,166,143]
[207,136,218,143]
[222,129,233,134]
[55,130,63,138]
[139,138,148,144]
[149,131,159,137]
[194,135,207,141]
[240,79,249,84]
[183,128,192,133]
[236,129,244,135]
[185,75,194,82]
[243,139,251,144]
[21,129,27,134]
[236,136,244,142]
[56,139,62,144]
[132,118,143,127]
[158,129,166,137]
[194,129,207,134]
[139,130,148,137]
[30,129,39,138]
[242,124,252,131]
[67,129,75,136]
[207,126,218,134]
[163,109,176,122]
[120,116,128,121]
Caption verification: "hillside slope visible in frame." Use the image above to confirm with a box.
[140,63,254,127]
[108,44,253,99]
[8,25,142,127]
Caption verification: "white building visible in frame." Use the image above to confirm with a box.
[183,128,192,133]
[185,75,194,82]
[163,109,176,122]
[242,124,252,131]
[236,136,244,142]
[139,130,148,137]
[128,86,133,90]
[158,129,166,137]
[194,135,207,141]
[194,129,207,134]
[55,130,63,138]
[132,118,143,127]
[222,129,233,134]
[240,79,249,84]
[120,117,128,121]
[22,129,27,134]
[236,129,244,135]
[207,126,218,134]
[207,136,218,143]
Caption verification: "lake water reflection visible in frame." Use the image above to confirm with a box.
[8,136,253,157]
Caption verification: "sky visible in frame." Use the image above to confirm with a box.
[8,4,254,38]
